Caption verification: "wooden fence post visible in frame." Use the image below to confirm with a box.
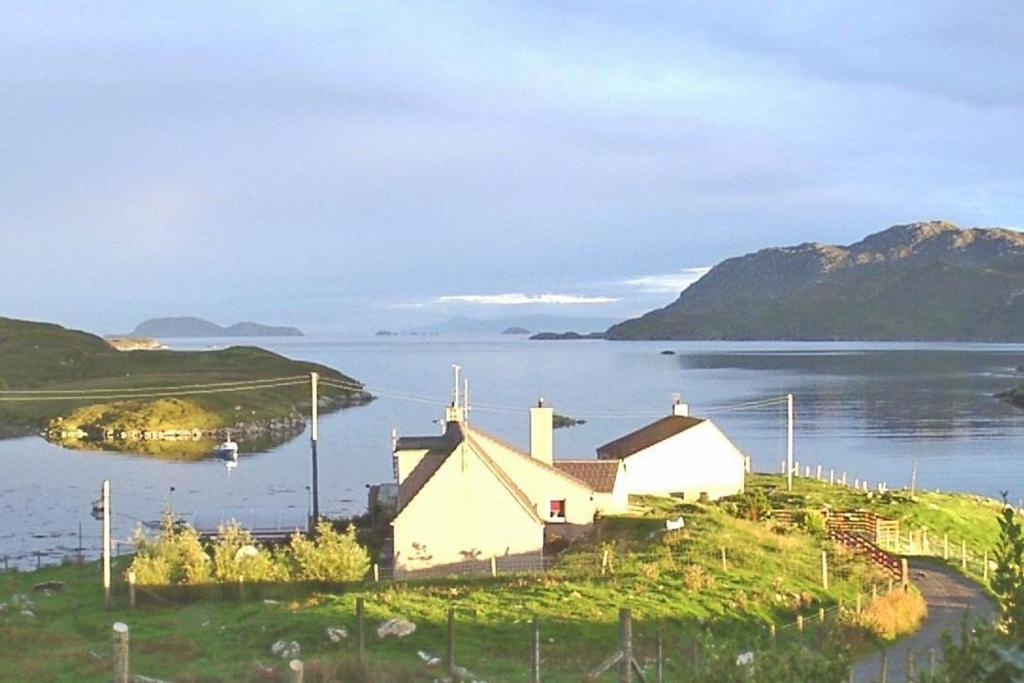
[356,597,365,668]
[656,631,664,683]
[821,550,829,590]
[373,563,379,582]
[944,534,949,561]
[531,617,541,683]
[984,551,989,582]
[818,607,825,624]
[447,608,456,679]
[901,559,909,590]
[289,659,304,683]
[830,469,834,485]
[491,556,497,578]
[961,541,967,570]
[880,650,888,683]
[721,547,728,572]
[112,622,129,683]
[618,608,632,683]
[601,549,609,576]
[769,623,776,638]
[816,464,822,481]
[797,615,804,633]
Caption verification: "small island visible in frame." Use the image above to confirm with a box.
[126,317,304,338]
[553,413,586,429]
[529,331,606,341]
[0,316,369,456]
[502,326,531,335]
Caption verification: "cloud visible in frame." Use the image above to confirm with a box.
[619,267,711,294]
[436,293,620,305]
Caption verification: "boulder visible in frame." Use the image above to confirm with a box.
[325,627,347,643]
[270,640,300,659]
[377,617,416,639]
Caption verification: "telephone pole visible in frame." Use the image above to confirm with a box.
[102,480,111,600]
[310,372,320,523]
[786,394,794,492]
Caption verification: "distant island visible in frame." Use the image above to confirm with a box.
[502,326,530,335]
[0,316,368,455]
[607,221,1024,342]
[126,317,304,338]
[410,314,617,336]
[530,331,606,340]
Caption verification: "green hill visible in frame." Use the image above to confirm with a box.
[608,221,1024,341]
[0,316,369,449]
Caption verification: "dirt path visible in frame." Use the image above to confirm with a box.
[852,561,995,682]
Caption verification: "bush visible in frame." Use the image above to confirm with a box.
[733,489,772,522]
[211,521,287,582]
[846,587,927,640]
[287,521,371,582]
[799,509,827,535]
[129,513,210,585]
[682,564,716,591]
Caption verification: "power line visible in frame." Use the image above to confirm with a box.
[0,379,310,402]
[0,374,311,395]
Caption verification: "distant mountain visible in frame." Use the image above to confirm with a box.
[608,221,1024,341]
[412,315,618,336]
[129,317,304,338]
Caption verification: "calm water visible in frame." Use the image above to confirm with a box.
[2,337,1023,568]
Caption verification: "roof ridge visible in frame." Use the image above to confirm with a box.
[463,425,594,490]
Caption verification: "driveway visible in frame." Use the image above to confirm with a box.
[852,561,995,682]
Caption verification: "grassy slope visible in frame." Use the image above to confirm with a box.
[0,494,888,682]
[750,474,1004,555]
[0,316,368,435]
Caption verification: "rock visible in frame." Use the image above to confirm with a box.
[417,650,442,666]
[377,617,416,639]
[32,580,65,592]
[20,609,34,618]
[263,599,280,605]
[271,640,301,659]
[736,651,754,666]
[325,627,347,643]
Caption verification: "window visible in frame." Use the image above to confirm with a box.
[549,499,566,521]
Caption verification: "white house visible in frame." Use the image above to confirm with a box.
[596,400,747,501]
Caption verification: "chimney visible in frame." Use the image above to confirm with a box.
[529,398,553,465]
[445,403,464,423]
[672,397,689,417]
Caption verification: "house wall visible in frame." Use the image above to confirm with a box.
[468,431,598,524]
[618,421,745,500]
[392,443,544,574]
[394,448,429,485]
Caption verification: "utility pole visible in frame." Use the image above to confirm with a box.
[102,479,111,600]
[787,393,794,492]
[310,372,320,523]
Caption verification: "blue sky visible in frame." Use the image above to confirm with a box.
[2,2,1022,333]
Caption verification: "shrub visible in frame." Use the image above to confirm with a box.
[211,521,287,583]
[128,513,210,585]
[799,509,827,535]
[846,587,927,640]
[682,564,716,591]
[733,489,772,522]
[288,521,371,582]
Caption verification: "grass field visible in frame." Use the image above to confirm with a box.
[0,316,369,449]
[1,491,892,682]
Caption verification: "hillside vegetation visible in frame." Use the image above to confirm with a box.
[608,221,1024,341]
[0,316,368,444]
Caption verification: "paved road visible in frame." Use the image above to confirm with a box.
[852,561,995,682]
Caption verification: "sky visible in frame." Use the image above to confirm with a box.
[2,1,1022,334]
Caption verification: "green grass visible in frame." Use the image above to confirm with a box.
[0,495,886,682]
[749,473,1005,582]
[0,316,369,448]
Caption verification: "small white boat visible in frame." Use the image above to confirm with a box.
[212,438,239,462]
